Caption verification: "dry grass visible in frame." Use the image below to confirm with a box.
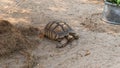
[0,20,40,68]
[0,20,39,57]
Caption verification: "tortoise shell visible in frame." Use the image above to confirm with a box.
[44,21,74,40]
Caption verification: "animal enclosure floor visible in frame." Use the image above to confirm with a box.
[0,0,120,68]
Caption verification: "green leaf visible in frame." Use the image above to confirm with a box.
[107,0,120,6]
[117,0,120,5]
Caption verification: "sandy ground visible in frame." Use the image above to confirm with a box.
[1,0,120,68]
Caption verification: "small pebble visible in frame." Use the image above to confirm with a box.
[84,50,91,56]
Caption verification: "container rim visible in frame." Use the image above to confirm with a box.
[104,0,120,7]
[102,17,120,25]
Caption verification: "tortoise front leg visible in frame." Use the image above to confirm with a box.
[56,38,68,48]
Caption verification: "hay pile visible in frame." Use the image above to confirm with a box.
[18,26,40,36]
[0,20,38,56]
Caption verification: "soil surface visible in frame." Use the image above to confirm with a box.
[1,0,120,68]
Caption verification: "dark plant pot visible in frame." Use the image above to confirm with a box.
[102,0,120,25]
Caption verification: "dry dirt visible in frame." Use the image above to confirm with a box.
[0,0,120,68]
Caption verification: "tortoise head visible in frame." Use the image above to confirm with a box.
[69,32,79,40]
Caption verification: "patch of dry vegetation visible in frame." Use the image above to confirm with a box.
[0,20,39,57]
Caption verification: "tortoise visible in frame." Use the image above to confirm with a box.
[44,20,79,48]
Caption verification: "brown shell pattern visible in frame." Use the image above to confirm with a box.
[44,21,73,40]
